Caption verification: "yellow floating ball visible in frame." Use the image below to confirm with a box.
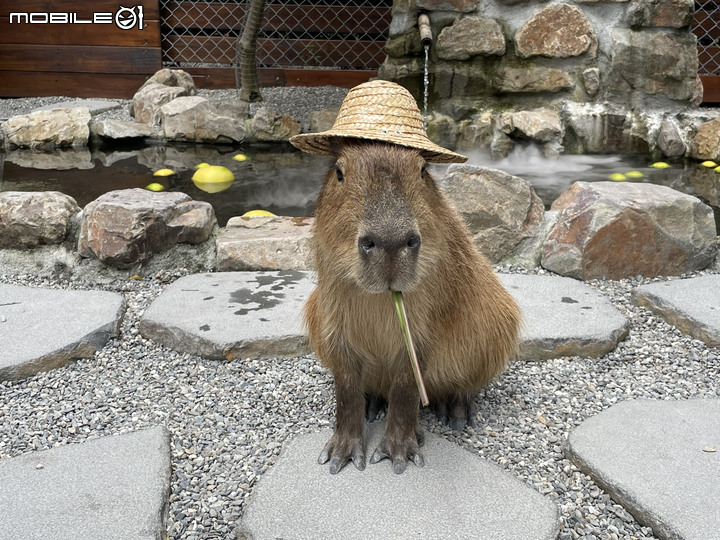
[191,165,235,194]
[625,171,645,179]
[650,162,671,169]
[153,168,175,176]
[233,153,249,162]
[608,173,626,182]
[195,162,210,169]
[701,160,718,168]
[145,183,166,192]
[714,166,720,173]
[242,209,276,218]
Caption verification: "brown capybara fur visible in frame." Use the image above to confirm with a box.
[305,141,521,474]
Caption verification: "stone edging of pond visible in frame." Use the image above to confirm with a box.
[1,169,718,283]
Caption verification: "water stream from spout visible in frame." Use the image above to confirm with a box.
[423,44,429,130]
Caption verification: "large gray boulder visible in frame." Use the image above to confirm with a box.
[0,192,80,249]
[216,216,313,271]
[91,119,156,141]
[160,96,248,143]
[497,108,563,143]
[78,188,217,269]
[2,108,91,148]
[136,67,197,96]
[132,83,188,126]
[250,107,302,142]
[542,182,717,280]
[657,118,687,158]
[439,165,545,263]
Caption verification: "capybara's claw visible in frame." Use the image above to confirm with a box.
[318,434,365,474]
[369,432,424,474]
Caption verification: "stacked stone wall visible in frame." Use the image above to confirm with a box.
[380,0,701,156]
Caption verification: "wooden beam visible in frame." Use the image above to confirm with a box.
[182,67,376,89]
[0,44,162,75]
[0,71,152,98]
[700,76,720,103]
[0,18,160,47]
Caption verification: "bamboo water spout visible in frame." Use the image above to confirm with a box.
[418,14,432,47]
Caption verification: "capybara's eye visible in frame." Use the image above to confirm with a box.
[335,166,345,183]
[421,163,428,177]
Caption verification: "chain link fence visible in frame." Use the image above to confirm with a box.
[159,0,392,71]
[694,0,720,76]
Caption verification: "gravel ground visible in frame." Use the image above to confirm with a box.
[0,87,348,129]
[1,265,718,540]
[2,90,719,539]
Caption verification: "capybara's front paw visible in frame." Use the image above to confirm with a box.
[318,432,366,474]
[369,428,424,474]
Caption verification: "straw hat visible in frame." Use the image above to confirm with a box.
[289,80,467,164]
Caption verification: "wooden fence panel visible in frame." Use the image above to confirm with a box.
[163,36,385,69]
[161,2,391,34]
[0,0,161,98]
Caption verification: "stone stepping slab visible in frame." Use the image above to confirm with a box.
[140,271,629,362]
[634,274,720,347]
[139,270,314,360]
[0,284,125,381]
[500,274,629,360]
[564,399,720,540]
[0,426,171,540]
[31,99,122,115]
[237,422,560,540]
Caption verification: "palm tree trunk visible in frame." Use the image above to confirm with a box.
[238,0,266,102]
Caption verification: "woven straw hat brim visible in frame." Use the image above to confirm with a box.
[290,131,467,164]
[289,80,467,164]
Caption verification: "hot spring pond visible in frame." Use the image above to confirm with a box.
[1,143,719,230]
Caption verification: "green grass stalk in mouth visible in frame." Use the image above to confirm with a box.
[391,290,430,407]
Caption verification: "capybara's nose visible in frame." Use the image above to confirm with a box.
[358,231,421,259]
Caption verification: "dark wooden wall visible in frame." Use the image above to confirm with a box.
[0,0,161,98]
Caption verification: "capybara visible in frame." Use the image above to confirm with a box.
[303,141,521,474]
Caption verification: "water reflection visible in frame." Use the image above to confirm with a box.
[0,143,331,227]
[1,143,718,231]
[460,145,720,219]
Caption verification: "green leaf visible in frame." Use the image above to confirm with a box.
[392,290,430,407]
